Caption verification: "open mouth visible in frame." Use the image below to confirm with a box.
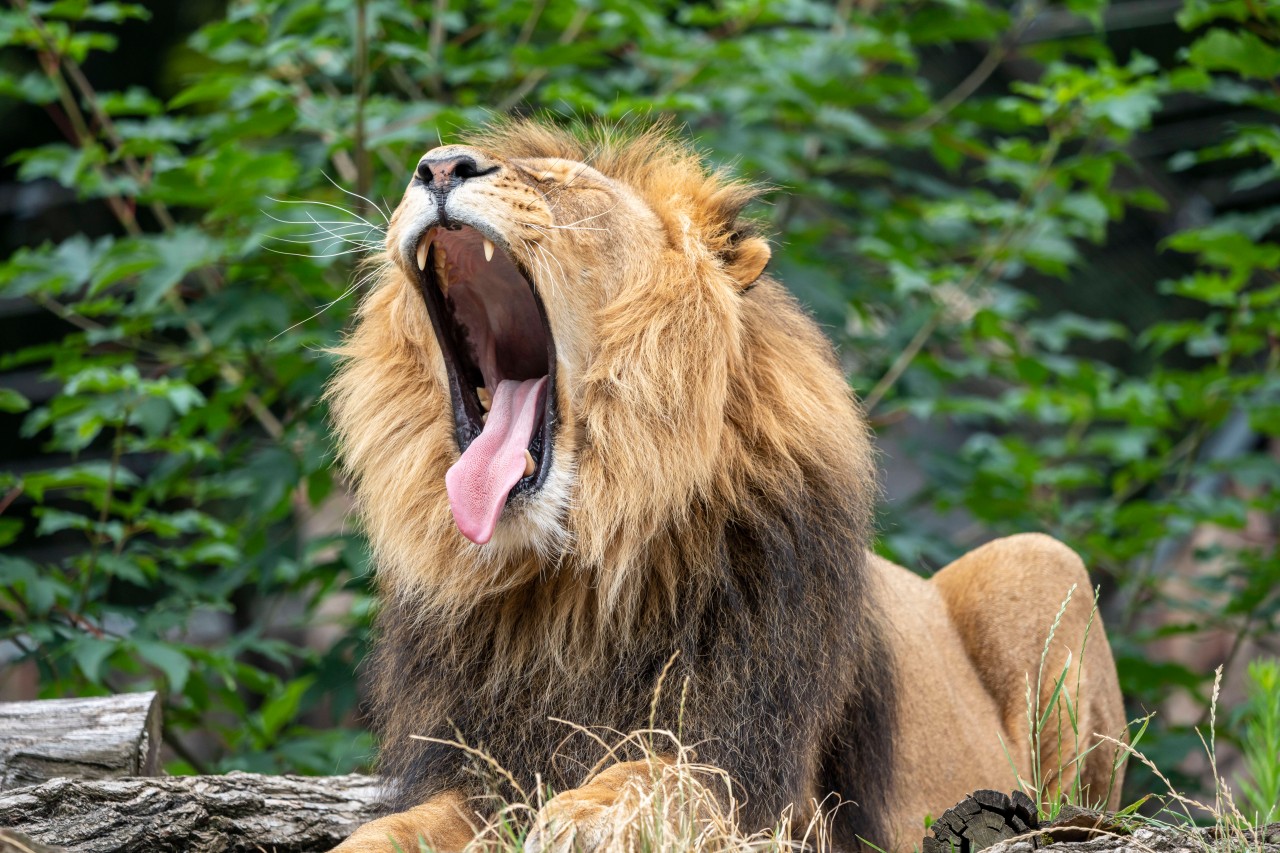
[410,224,556,545]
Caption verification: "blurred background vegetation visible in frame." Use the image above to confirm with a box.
[0,0,1277,820]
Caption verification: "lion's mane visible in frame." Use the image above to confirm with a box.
[327,122,896,847]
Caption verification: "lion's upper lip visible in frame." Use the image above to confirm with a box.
[409,223,558,515]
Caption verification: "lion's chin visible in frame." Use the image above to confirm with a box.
[409,224,558,545]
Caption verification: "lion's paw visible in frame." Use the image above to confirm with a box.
[523,790,618,853]
[328,791,478,853]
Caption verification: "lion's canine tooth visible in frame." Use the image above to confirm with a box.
[477,387,491,411]
[522,450,535,477]
[415,237,428,271]
[482,238,495,262]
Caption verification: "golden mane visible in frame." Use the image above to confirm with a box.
[326,120,876,680]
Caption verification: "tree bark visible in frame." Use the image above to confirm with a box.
[0,692,161,791]
[0,772,382,853]
[0,829,68,853]
[984,824,1280,853]
[924,792,1280,853]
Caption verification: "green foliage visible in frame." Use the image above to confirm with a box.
[0,0,1276,795]
[1237,659,1280,825]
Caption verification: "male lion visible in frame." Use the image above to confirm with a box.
[326,122,1126,853]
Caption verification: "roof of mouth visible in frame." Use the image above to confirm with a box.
[424,224,550,392]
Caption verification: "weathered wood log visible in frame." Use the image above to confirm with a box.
[924,791,1280,853]
[0,829,68,853]
[924,789,1042,853]
[0,692,161,791]
[0,772,382,853]
[985,823,1280,853]
[1,774,1277,853]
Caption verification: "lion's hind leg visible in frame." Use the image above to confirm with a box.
[930,533,1127,811]
[329,790,480,853]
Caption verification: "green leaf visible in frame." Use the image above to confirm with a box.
[1065,0,1107,29]
[1176,0,1251,29]
[0,388,30,413]
[1187,30,1280,80]
[0,555,59,614]
[132,229,223,311]
[0,518,21,548]
[1090,89,1160,131]
[21,462,139,502]
[0,235,112,298]
[134,641,192,694]
[260,676,316,741]
[0,71,58,104]
[70,636,117,684]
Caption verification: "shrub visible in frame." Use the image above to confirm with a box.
[0,0,1275,794]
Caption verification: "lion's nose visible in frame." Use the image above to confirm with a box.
[415,150,492,195]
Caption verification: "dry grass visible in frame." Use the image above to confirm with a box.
[1002,584,1133,821]
[405,727,839,853]
[1011,588,1273,853]
[1094,666,1278,853]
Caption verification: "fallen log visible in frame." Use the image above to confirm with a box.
[3,774,1277,853]
[0,692,161,790]
[985,823,1280,853]
[924,791,1280,853]
[0,772,382,853]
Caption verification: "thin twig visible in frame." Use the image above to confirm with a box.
[905,0,1044,134]
[353,0,371,218]
[77,423,125,612]
[427,0,448,98]
[515,0,547,49]
[496,5,590,113]
[0,485,23,516]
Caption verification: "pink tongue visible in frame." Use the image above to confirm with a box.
[446,377,547,544]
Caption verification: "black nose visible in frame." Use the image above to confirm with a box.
[415,155,484,192]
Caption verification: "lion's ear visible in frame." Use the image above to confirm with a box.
[723,235,771,289]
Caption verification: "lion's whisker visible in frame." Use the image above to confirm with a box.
[320,171,392,224]
[266,196,385,231]
[524,245,554,301]
[269,278,366,342]
[536,222,610,232]
[541,162,597,216]
[265,246,373,259]
[269,231,382,247]
[534,244,570,294]
[558,201,620,227]
[527,242,568,303]
[301,210,383,243]
[263,213,383,230]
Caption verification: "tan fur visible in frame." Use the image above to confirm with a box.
[333,791,480,853]
[326,122,1126,853]
[878,534,1127,848]
[525,759,676,853]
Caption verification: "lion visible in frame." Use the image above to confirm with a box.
[325,121,1127,853]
